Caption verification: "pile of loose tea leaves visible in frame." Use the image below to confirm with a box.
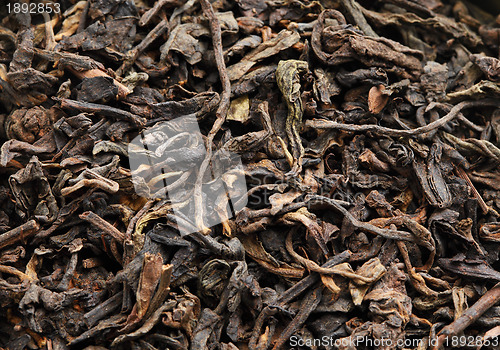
[1,0,500,349]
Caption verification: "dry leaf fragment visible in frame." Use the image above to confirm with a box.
[368,84,389,114]
[348,258,386,305]
[227,30,300,81]
[54,1,88,41]
[227,95,250,123]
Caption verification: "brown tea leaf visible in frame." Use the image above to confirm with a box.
[368,84,389,114]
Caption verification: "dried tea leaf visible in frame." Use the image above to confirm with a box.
[237,233,304,278]
[54,1,88,41]
[312,10,423,78]
[226,95,250,123]
[227,30,300,81]
[276,59,308,177]
[313,68,342,104]
[9,156,58,222]
[112,301,176,346]
[136,253,163,319]
[446,80,500,102]
[349,258,386,305]
[480,223,500,242]
[368,84,389,114]
[267,191,299,215]
[438,254,500,281]
[361,7,482,48]
[470,53,500,82]
[283,207,328,256]
[160,23,209,65]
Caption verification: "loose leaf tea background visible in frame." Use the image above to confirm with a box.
[1,0,500,349]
